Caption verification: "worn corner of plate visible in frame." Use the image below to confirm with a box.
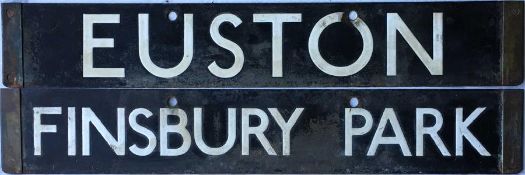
[1,89,22,174]
[500,90,524,173]
[2,3,23,88]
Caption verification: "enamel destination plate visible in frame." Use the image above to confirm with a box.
[2,2,524,88]
[1,89,523,173]
[1,1,524,174]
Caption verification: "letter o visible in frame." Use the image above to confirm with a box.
[308,12,373,76]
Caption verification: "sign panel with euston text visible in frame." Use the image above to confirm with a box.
[2,2,523,87]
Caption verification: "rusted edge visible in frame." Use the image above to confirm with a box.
[501,1,524,86]
[500,90,524,174]
[2,3,23,88]
[1,88,22,174]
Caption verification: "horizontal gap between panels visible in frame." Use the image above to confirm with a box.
[1,0,503,3]
[14,85,525,90]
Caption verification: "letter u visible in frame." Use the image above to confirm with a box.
[138,13,194,78]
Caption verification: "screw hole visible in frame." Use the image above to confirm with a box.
[168,11,177,22]
[168,97,178,107]
[7,10,14,18]
[350,97,359,107]
[348,11,358,21]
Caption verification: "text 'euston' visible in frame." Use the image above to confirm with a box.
[83,12,443,78]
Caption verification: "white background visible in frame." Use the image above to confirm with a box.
[0,0,523,174]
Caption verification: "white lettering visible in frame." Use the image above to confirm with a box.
[81,108,125,156]
[455,107,490,156]
[416,108,450,156]
[268,108,304,155]
[67,107,76,156]
[33,107,61,156]
[241,108,276,155]
[129,108,157,156]
[345,108,373,156]
[138,14,193,78]
[308,12,373,76]
[386,13,443,75]
[367,108,412,156]
[194,108,236,155]
[82,14,124,77]
[208,14,244,78]
[253,13,302,77]
[159,108,191,156]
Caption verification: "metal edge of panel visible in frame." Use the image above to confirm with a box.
[501,1,524,86]
[2,3,22,88]
[500,90,524,174]
[1,88,22,174]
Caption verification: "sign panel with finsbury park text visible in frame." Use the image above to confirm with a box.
[18,89,524,173]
